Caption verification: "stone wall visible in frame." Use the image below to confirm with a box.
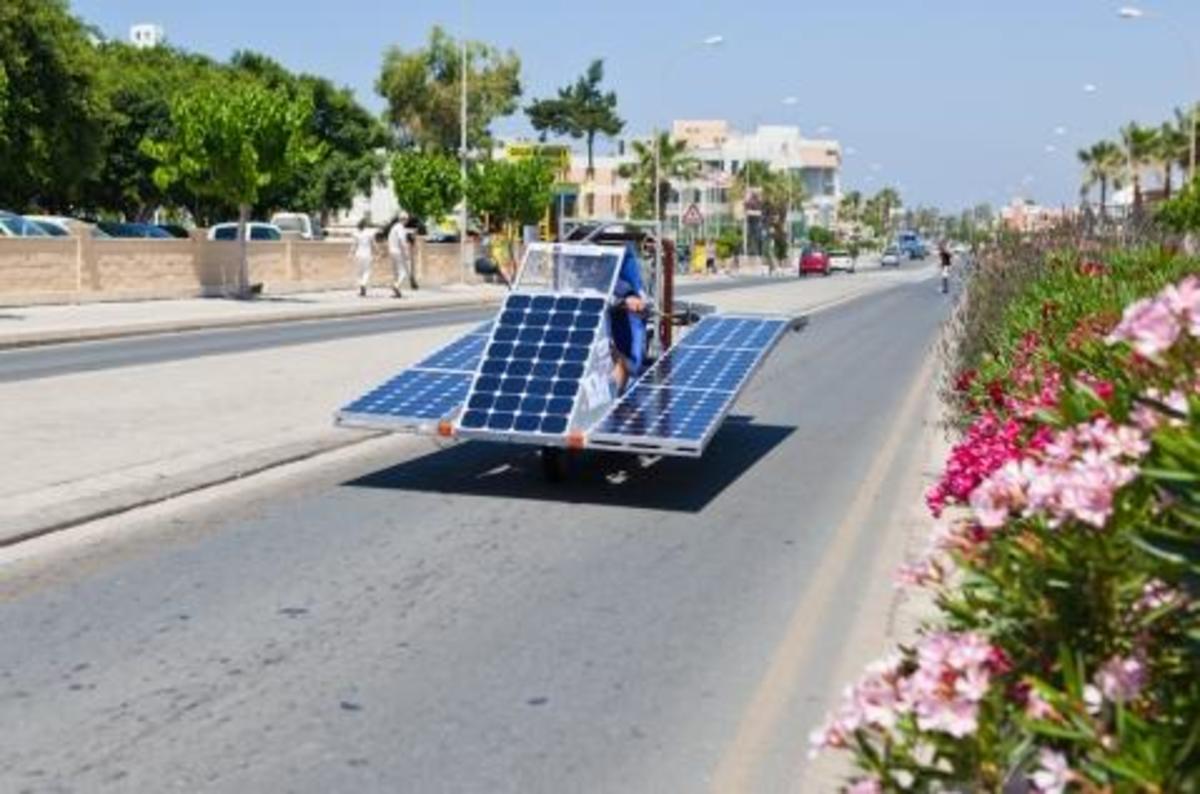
[0,237,481,305]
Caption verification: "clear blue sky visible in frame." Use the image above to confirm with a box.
[74,0,1200,212]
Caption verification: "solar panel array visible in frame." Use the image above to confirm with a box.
[587,315,789,456]
[335,322,492,430]
[457,293,608,437]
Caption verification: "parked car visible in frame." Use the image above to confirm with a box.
[881,246,903,267]
[270,212,324,240]
[96,221,174,239]
[798,246,831,277]
[208,222,283,241]
[23,215,108,238]
[156,224,191,239]
[0,211,50,237]
[827,249,856,273]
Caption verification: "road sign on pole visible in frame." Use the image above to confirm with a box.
[682,203,703,226]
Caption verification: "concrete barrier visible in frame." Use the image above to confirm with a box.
[0,236,482,306]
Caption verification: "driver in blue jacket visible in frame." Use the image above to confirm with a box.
[610,243,647,395]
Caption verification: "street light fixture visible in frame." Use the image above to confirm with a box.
[1117,5,1197,180]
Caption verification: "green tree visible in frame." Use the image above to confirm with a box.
[525,59,624,178]
[1155,120,1187,199]
[84,42,223,220]
[1120,122,1159,211]
[617,132,699,219]
[732,161,801,259]
[0,0,107,210]
[1077,140,1124,215]
[839,190,863,224]
[466,157,554,274]
[390,150,463,228]
[143,79,320,296]
[376,26,521,153]
[864,187,902,239]
[232,51,387,223]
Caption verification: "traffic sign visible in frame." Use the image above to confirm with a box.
[682,203,703,226]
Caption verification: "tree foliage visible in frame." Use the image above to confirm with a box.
[525,59,623,176]
[390,150,463,225]
[143,78,320,213]
[83,42,223,220]
[617,133,698,219]
[0,0,107,210]
[376,26,521,153]
[231,51,387,222]
[466,157,554,232]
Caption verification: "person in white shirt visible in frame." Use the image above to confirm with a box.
[349,218,377,297]
[386,213,412,299]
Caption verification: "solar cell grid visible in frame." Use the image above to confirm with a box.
[589,314,789,454]
[457,292,608,438]
[343,370,471,420]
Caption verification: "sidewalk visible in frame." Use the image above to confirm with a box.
[0,271,763,350]
[0,284,509,350]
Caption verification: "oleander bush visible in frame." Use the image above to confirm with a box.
[812,243,1200,792]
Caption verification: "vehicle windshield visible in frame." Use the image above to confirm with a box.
[0,215,48,236]
[32,220,68,237]
[514,243,623,295]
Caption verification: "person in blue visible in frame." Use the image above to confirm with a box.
[609,242,648,394]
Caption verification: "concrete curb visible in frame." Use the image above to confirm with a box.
[0,294,505,351]
[0,432,386,549]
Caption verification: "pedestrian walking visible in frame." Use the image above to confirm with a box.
[939,242,952,294]
[350,218,377,297]
[386,214,412,299]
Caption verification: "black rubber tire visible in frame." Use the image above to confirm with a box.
[541,447,569,483]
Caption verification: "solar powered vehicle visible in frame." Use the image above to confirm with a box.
[335,241,802,479]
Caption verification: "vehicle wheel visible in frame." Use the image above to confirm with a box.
[541,446,569,483]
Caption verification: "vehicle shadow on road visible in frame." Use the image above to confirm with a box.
[343,416,794,513]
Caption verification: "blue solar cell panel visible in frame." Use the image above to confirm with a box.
[337,322,494,429]
[342,370,471,421]
[587,314,789,455]
[456,291,608,439]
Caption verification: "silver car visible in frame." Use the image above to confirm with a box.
[881,246,902,267]
[828,249,856,273]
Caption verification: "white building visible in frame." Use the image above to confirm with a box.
[671,120,842,231]
[129,24,165,49]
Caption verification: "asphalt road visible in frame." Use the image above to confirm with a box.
[0,275,946,793]
[0,276,782,383]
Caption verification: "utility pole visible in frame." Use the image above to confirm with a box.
[459,1,469,282]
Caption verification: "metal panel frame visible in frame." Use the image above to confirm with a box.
[585,314,790,457]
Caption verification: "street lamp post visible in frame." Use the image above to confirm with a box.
[652,34,724,302]
[1119,5,1198,181]
[459,0,469,282]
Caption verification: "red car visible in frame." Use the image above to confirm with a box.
[798,246,830,277]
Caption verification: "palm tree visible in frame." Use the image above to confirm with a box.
[617,132,698,219]
[1156,121,1187,199]
[1121,122,1159,211]
[1171,105,1198,186]
[1078,140,1124,215]
[730,161,800,259]
[839,190,863,224]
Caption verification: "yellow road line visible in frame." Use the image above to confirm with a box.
[710,351,936,794]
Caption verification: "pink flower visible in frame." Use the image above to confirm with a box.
[1024,688,1057,721]
[1163,275,1200,337]
[1095,655,1145,704]
[846,778,882,794]
[1107,295,1181,357]
[1030,748,1073,794]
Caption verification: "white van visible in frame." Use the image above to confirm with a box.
[270,212,324,240]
